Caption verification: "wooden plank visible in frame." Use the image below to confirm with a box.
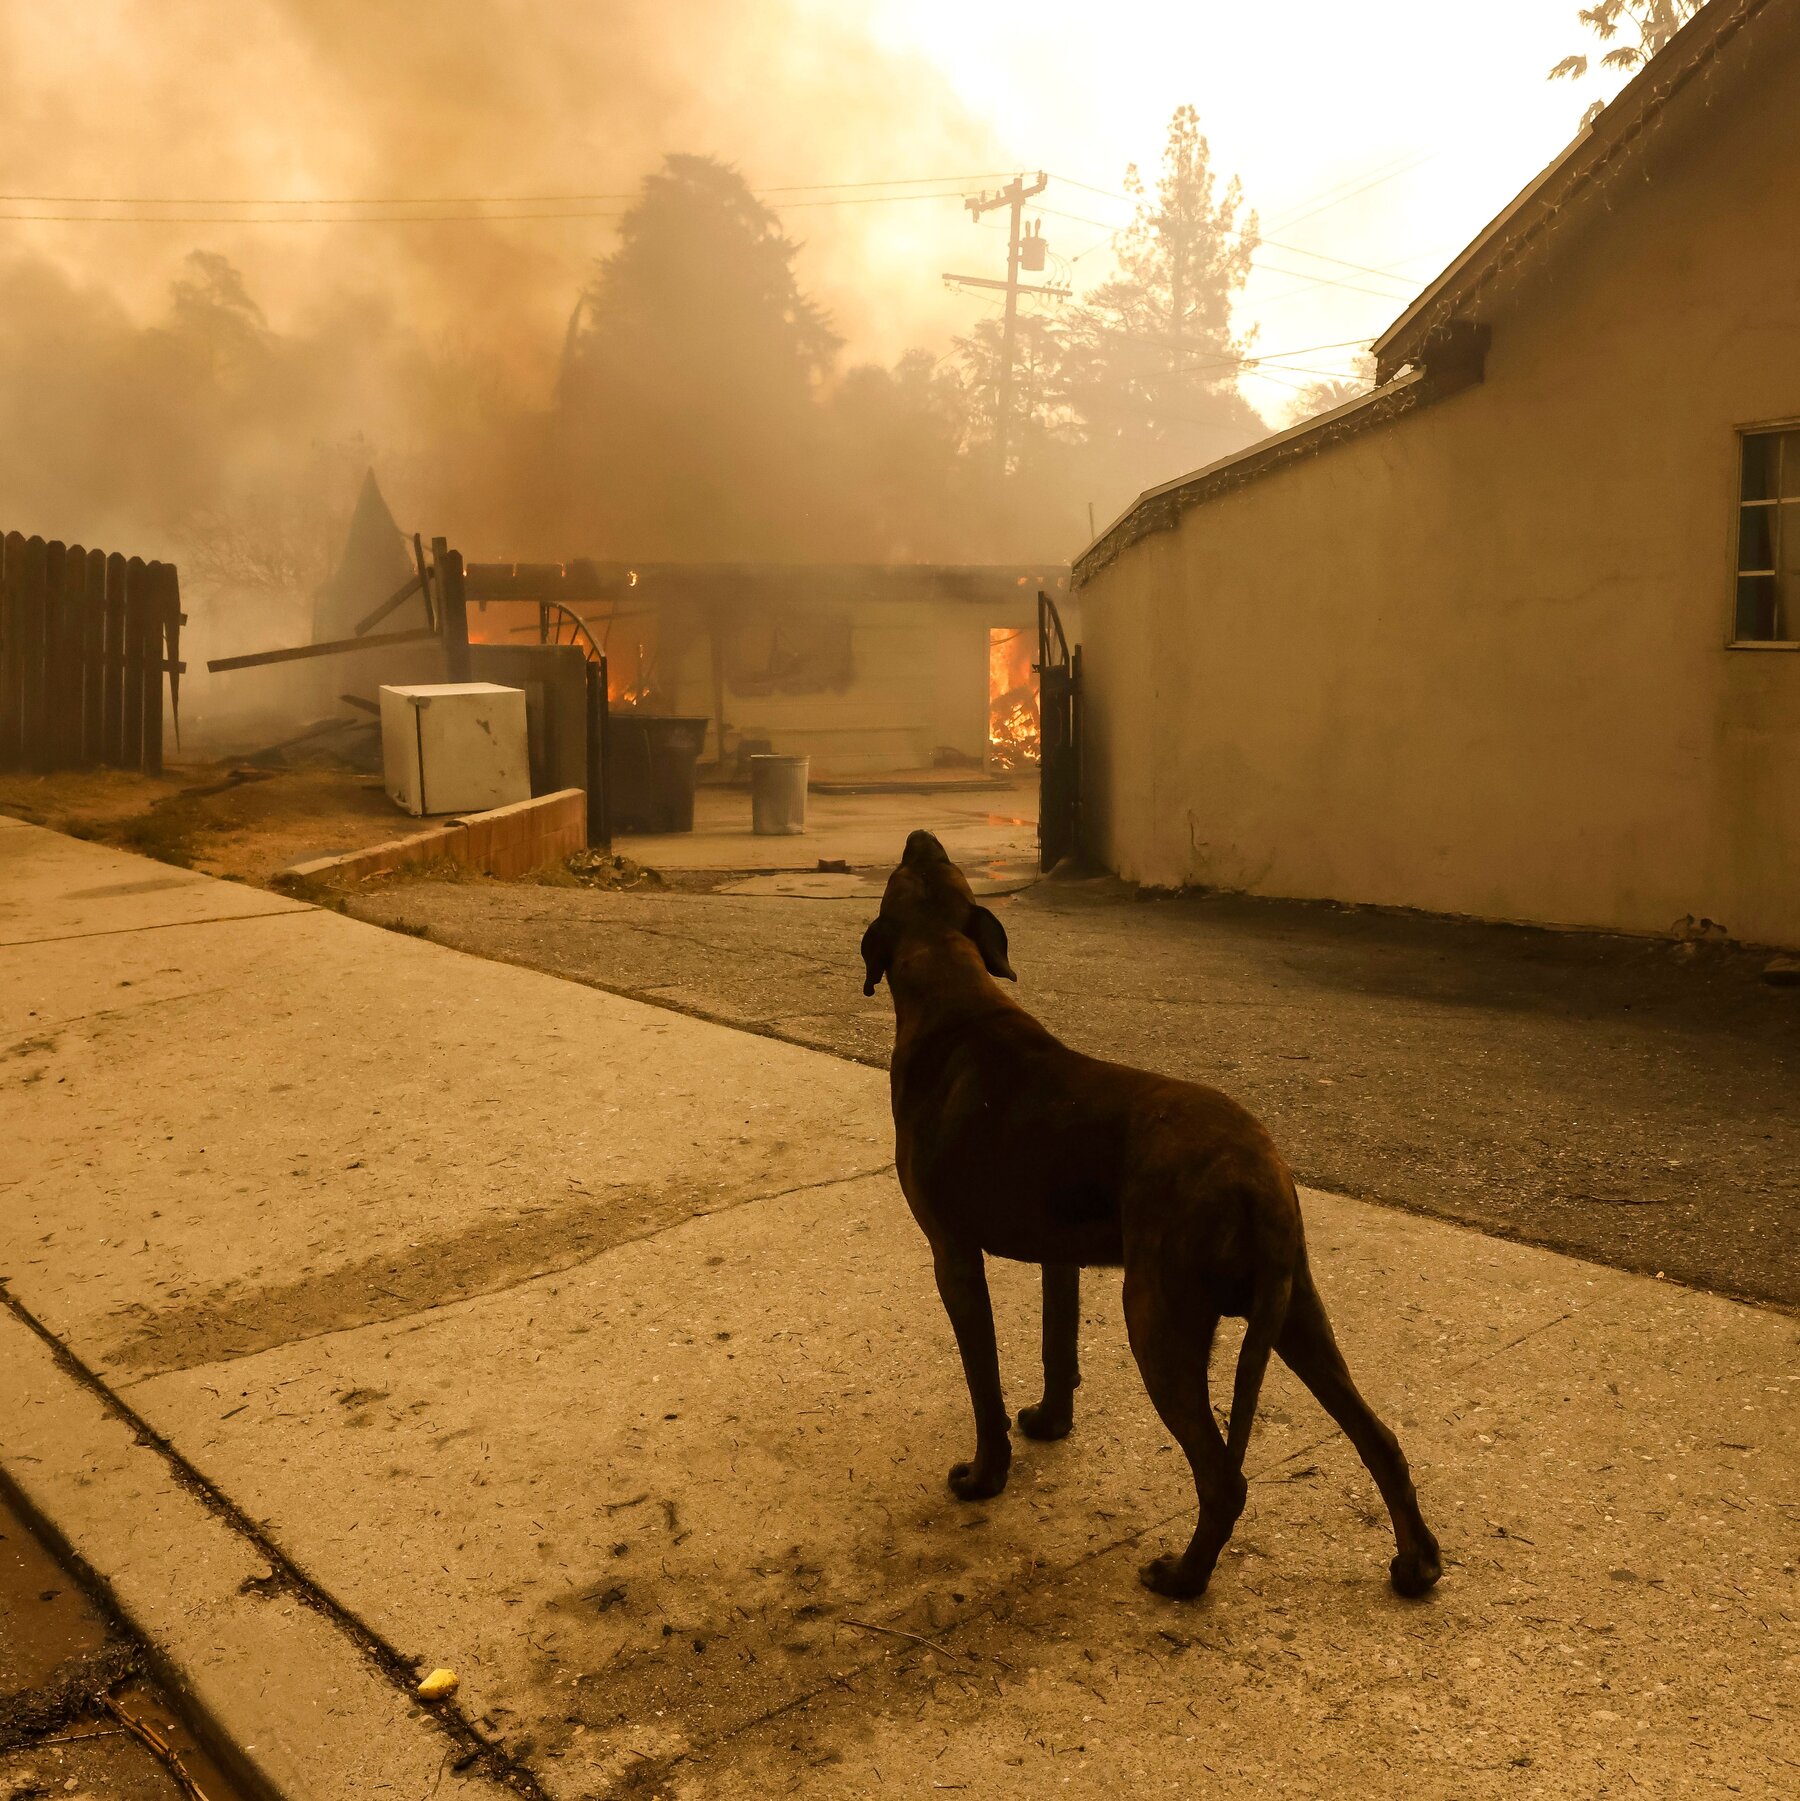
[102,552,127,766]
[33,541,66,774]
[0,532,23,771]
[17,538,49,773]
[206,624,439,674]
[352,568,423,637]
[435,538,470,681]
[413,532,435,631]
[80,549,107,766]
[163,563,183,758]
[142,562,167,776]
[122,556,147,771]
[54,544,86,769]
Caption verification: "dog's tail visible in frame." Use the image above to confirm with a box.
[1225,1234,1295,1471]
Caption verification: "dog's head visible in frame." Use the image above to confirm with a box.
[859,829,1016,997]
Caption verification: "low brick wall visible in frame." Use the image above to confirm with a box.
[283,788,587,886]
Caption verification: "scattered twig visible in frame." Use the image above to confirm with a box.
[101,1693,212,1801]
[840,1618,969,1662]
[31,1727,131,1749]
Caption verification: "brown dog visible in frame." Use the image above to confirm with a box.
[860,830,1441,1601]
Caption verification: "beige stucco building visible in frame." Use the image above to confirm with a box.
[1074,0,1800,949]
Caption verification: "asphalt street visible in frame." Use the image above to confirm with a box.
[348,872,1800,1310]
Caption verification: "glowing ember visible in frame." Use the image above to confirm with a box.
[988,628,1040,771]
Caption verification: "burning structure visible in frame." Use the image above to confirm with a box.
[460,559,1068,780]
[205,475,1070,839]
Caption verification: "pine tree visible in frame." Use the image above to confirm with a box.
[1056,106,1263,500]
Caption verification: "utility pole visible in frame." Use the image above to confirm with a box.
[944,171,1057,475]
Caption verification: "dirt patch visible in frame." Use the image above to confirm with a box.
[0,762,432,889]
[103,1164,878,1380]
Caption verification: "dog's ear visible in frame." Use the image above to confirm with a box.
[964,904,1016,982]
[860,916,897,995]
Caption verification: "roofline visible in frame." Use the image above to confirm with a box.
[1373,0,1775,378]
[1073,0,1784,584]
[1073,367,1435,587]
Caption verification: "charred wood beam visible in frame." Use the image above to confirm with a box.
[353,569,425,637]
[207,626,439,674]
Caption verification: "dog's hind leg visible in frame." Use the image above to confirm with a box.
[1018,1263,1081,1442]
[1122,1273,1241,1599]
[931,1241,1013,1500]
[1277,1259,1442,1598]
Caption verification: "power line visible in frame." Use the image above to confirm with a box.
[0,172,1021,208]
[1258,238,1426,284]
[1265,149,1436,233]
[1250,258,1417,301]
[0,189,993,226]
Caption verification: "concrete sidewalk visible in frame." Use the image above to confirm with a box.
[2,818,1795,1799]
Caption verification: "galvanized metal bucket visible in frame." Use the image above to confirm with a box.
[749,754,809,835]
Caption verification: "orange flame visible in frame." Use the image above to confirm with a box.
[988,629,1039,772]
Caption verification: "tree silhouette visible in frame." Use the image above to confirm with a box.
[557,155,842,558]
[1550,2,1706,124]
[1055,106,1263,501]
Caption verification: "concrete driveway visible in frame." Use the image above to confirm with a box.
[2,819,1795,1798]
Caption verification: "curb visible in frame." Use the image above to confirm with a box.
[0,1297,539,1801]
[281,789,586,887]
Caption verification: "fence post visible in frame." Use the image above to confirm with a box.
[122,556,147,772]
[162,563,182,766]
[78,549,106,766]
[16,539,47,774]
[54,545,87,769]
[0,533,23,771]
[32,541,65,775]
[142,563,169,777]
[102,553,126,766]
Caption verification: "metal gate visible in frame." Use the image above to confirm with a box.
[1036,588,1081,873]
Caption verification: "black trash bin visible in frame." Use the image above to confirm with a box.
[609,714,709,834]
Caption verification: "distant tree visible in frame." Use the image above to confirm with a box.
[160,250,272,382]
[818,348,979,559]
[1281,352,1378,427]
[1550,3,1706,124]
[1053,106,1264,505]
[953,311,1072,465]
[557,154,842,558]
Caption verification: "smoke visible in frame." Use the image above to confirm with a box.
[1,0,1273,735]
[0,2,1006,570]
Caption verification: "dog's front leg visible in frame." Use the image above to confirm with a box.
[1018,1263,1081,1441]
[931,1242,1012,1500]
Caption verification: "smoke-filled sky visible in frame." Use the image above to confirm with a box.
[5,1,1642,371]
[0,0,1646,561]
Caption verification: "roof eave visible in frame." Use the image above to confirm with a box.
[1373,0,1774,379]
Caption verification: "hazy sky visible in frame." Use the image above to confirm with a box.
[865,0,1643,415]
[2,0,1644,425]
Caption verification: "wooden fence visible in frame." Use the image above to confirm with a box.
[0,533,183,775]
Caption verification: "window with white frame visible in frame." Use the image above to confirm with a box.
[1734,427,1800,643]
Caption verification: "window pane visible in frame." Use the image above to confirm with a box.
[1781,431,1800,499]
[1736,574,1779,640]
[1741,430,1778,501]
[1738,503,1774,571]
[1778,510,1800,640]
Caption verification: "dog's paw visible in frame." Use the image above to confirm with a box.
[1017,1401,1074,1442]
[1389,1544,1442,1599]
[1137,1553,1208,1601]
[947,1456,1009,1501]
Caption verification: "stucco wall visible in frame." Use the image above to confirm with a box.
[1078,20,1800,947]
